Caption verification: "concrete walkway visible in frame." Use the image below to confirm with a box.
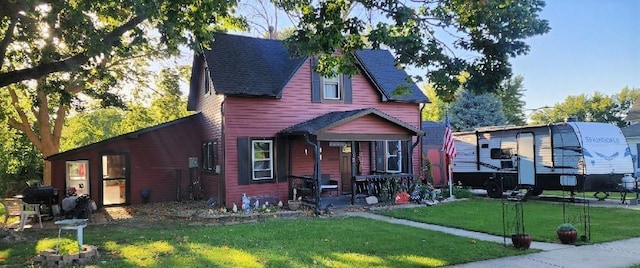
[346,212,640,268]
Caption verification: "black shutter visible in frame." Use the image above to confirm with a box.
[343,75,352,104]
[311,58,321,103]
[276,138,288,182]
[237,137,251,185]
[401,141,409,173]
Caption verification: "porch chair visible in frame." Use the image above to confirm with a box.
[1,198,22,225]
[18,200,44,230]
[320,174,339,196]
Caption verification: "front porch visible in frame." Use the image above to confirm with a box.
[277,108,425,214]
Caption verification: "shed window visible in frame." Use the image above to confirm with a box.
[202,140,218,172]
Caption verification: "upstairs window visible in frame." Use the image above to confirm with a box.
[204,67,211,94]
[322,75,341,100]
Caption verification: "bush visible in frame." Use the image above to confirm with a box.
[441,187,475,199]
[556,223,577,232]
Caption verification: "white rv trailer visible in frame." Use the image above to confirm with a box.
[451,121,634,198]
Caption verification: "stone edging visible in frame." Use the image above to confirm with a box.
[32,245,99,267]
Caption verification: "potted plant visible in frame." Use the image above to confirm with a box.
[556,223,578,244]
[511,233,532,249]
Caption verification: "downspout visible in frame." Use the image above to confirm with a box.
[411,104,427,179]
[220,99,226,207]
[304,134,322,215]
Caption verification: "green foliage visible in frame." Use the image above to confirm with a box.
[279,0,550,101]
[36,238,81,255]
[60,67,192,151]
[496,75,527,126]
[449,89,506,131]
[556,223,577,232]
[0,0,247,88]
[420,84,447,121]
[441,187,476,199]
[529,87,640,126]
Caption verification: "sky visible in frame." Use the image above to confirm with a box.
[509,0,640,111]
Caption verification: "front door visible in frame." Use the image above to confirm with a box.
[517,132,536,186]
[101,154,129,205]
[340,144,352,194]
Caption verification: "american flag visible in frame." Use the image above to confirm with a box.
[442,114,457,158]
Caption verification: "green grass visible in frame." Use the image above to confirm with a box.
[1,216,534,267]
[377,198,640,243]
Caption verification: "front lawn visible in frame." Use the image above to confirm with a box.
[1,216,534,267]
[377,198,640,243]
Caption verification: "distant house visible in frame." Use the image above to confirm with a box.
[47,33,429,209]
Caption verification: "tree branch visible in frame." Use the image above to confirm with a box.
[0,14,149,88]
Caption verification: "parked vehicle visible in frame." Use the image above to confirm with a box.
[451,121,634,198]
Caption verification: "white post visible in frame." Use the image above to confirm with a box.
[448,162,455,199]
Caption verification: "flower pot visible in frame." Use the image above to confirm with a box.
[557,230,577,244]
[511,234,532,249]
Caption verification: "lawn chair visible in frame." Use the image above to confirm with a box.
[1,198,22,225]
[18,200,44,230]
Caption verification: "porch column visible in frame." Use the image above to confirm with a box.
[351,141,357,205]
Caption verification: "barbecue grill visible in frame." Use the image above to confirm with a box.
[21,186,59,215]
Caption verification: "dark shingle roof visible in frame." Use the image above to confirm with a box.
[279,108,424,136]
[354,50,429,103]
[47,113,202,160]
[203,33,307,97]
[622,123,640,137]
[200,33,428,103]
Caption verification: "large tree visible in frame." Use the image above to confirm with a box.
[277,0,550,101]
[1,1,245,184]
[496,75,527,126]
[449,89,506,131]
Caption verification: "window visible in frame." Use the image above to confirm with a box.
[202,140,218,172]
[322,75,341,100]
[204,67,211,94]
[490,148,512,159]
[375,140,403,173]
[252,140,273,180]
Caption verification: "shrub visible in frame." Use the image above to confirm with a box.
[556,223,577,232]
[441,187,475,199]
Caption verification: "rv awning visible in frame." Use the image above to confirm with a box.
[278,108,424,141]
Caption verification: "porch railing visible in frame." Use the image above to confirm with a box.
[353,173,419,203]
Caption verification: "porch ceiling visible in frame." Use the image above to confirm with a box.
[278,108,424,141]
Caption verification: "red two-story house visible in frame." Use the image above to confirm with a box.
[47,33,429,210]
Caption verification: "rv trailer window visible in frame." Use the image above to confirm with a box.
[491,148,512,159]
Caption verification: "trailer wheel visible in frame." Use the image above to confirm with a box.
[486,182,503,198]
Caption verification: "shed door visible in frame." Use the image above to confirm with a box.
[101,154,129,205]
[517,133,536,185]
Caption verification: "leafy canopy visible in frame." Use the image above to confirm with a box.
[277,0,550,101]
[0,0,246,88]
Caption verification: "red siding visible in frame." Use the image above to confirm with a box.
[220,58,423,205]
[50,116,204,206]
[327,115,411,134]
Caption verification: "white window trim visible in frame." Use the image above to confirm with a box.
[322,75,342,100]
[251,140,273,180]
[385,140,402,173]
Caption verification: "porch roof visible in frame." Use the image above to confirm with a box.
[278,108,424,140]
